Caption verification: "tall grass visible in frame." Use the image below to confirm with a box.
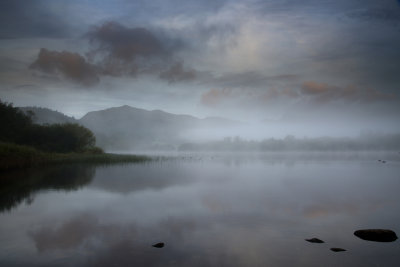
[0,142,151,171]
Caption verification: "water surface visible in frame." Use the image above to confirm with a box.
[1,152,400,266]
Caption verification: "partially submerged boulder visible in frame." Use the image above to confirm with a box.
[330,248,346,252]
[305,238,324,243]
[354,229,398,242]
[152,242,165,248]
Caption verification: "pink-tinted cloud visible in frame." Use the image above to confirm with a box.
[300,81,395,102]
[30,48,99,86]
[201,88,235,107]
[201,81,396,109]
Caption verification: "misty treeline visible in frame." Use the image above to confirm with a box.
[179,134,400,152]
[0,100,101,153]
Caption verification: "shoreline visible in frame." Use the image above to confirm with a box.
[0,142,152,171]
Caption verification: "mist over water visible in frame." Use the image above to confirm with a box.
[1,153,400,267]
[1,0,400,266]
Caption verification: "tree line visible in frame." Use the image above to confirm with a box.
[179,134,400,152]
[0,100,101,153]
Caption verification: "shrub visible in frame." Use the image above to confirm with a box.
[0,100,99,153]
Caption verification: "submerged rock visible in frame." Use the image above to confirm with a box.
[305,238,324,243]
[330,248,346,252]
[354,229,398,242]
[152,242,165,248]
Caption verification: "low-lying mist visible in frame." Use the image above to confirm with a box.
[20,104,400,152]
[177,133,400,152]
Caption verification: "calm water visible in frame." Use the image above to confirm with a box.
[1,152,400,267]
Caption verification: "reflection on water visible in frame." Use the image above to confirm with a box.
[0,153,400,267]
[0,165,95,212]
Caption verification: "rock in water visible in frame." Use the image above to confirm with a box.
[330,248,346,252]
[354,229,398,242]
[305,238,324,243]
[152,242,165,248]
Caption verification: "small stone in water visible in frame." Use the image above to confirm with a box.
[330,248,346,252]
[305,238,324,243]
[152,242,165,248]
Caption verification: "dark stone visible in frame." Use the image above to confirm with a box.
[152,242,165,248]
[354,229,398,242]
[330,248,346,252]
[305,238,324,243]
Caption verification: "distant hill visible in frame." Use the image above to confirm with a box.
[19,105,238,151]
[20,107,77,125]
[79,105,238,150]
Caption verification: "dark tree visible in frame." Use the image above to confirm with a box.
[0,101,32,143]
[0,100,99,153]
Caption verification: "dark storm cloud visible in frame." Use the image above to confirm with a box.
[0,0,71,39]
[87,22,168,62]
[28,21,197,85]
[30,48,99,86]
[86,21,182,77]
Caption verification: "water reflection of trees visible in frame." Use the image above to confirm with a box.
[0,165,95,212]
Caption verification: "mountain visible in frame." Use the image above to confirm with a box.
[19,105,238,151]
[79,105,238,150]
[20,107,77,125]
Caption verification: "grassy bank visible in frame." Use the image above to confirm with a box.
[0,142,151,171]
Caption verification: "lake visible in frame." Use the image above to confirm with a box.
[1,152,400,267]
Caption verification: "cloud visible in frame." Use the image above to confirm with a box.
[28,21,197,85]
[0,0,71,39]
[300,81,395,102]
[30,48,99,86]
[159,61,196,83]
[86,21,180,77]
[30,214,99,252]
[87,21,168,62]
[201,88,235,107]
[303,202,360,219]
[204,72,298,88]
[201,80,396,110]
[346,5,400,23]
[29,213,198,267]
[200,84,310,109]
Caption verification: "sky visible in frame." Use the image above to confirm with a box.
[0,0,400,137]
